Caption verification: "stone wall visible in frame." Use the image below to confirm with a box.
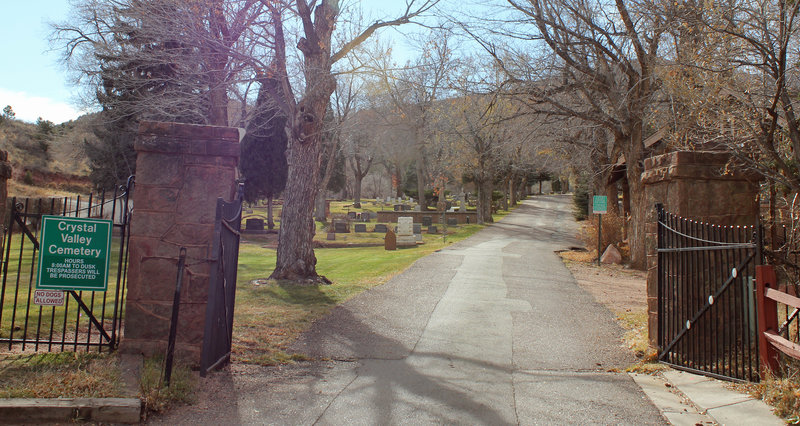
[642,151,760,346]
[121,121,242,361]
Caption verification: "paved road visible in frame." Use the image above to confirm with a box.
[152,195,666,425]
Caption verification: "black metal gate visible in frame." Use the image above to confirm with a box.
[656,204,761,381]
[0,177,133,352]
[200,191,243,376]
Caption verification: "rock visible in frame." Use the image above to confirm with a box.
[601,244,623,264]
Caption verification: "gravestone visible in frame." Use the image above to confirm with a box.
[422,216,432,226]
[347,212,357,220]
[374,224,388,233]
[458,193,466,212]
[413,205,421,211]
[396,216,416,246]
[334,221,349,233]
[327,232,336,241]
[428,225,438,234]
[413,223,422,234]
[403,205,411,211]
[394,204,403,211]
[245,218,264,231]
[447,218,458,226]
[384,229,396,251]
[354,224,367,233]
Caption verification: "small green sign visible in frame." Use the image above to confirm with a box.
[593,195,608,214]
[36,216,113,292]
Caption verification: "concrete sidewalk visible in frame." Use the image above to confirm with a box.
[632,369,784,425]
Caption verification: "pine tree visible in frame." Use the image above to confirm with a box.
[239,74,288,229]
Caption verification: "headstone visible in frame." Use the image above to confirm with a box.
[334,222,349,233]
[396,217,416,246]
[394,204,403,211]
[445,201,452,210]
[353,202,361,208]
[327,232,336,241]
[384,229,396,250]
[403,205,411,211]
[374,224,388,233]
[347,212,357,220]
[415,233,423,242]
[466,216,471,224]
[354,224,367,233]
[447,218,458,226]
[428,225,438,234]
[413,205,421,211]
[413,223,422,234]
[458,193,466,212]
[422,216,432,226]
[245,218,265,231]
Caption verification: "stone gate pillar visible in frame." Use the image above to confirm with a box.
[643,151,760,346]
[122,121,242,361]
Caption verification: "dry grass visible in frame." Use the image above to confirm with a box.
[8,180,83,198]
[139,356,196,417]
[0,352,127,398]
[750,368,800,422]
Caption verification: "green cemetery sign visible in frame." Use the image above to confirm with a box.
[593,195,608,215]
[36,216,113,292]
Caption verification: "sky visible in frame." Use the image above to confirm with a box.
[0,1,83,124]
[0,1,448,124]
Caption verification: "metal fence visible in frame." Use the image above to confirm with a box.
[200,190,243,376]
[0,177,133,352]
[656,204,761,382]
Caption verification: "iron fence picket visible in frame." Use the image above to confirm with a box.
[656,204,760,382]
[0,179,133,353]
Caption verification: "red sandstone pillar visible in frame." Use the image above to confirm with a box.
[121,121,241,361]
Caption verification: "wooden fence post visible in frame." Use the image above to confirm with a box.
[757,265,780,375]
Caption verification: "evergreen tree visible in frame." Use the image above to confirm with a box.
[239,74,288,229]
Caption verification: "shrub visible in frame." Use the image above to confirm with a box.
[580,211,626,258]
[573,179,590,220]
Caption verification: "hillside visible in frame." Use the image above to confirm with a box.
[0,114,96,194]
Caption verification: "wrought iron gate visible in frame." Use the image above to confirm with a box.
[656,204,761,382]
[200,190,243,376]
[0,177,133,352]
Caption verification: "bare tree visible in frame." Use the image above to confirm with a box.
[265,0,441,282]
[374,27,459,210]
[464,0,666,267]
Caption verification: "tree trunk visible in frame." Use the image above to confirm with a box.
[394,165,403,198]
[416,152,427,210]
[267,195,275,229]
[624,122,647,270]
[353,176,363,204]
[482,180,494,223]
[605,182,620,216]
[270,2,337,282]
[509,175,517,206]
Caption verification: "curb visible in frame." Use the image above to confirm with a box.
[0,397,141,424]
[631,370,784,425]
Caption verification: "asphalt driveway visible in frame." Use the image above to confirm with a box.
[151,195,666,425]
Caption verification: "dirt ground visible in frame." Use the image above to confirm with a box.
[560,252,648,315]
